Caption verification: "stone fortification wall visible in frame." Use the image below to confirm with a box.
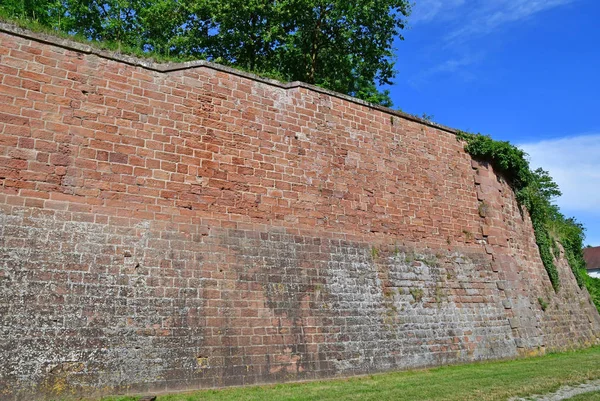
[0,24,598,400]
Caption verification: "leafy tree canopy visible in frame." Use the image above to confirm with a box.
[0,0,411,106]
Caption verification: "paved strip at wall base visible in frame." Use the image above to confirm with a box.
[510,379,600,401]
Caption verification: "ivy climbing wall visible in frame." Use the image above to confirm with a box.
[0,23,599,400]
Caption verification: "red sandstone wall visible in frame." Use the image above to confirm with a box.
[0,24,598,400]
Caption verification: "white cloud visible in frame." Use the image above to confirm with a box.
[519,134,600,215]
[406,0,576,84]
[410,0,576,43]
[408,52,483,87]
[410,0,466,23]
[425,54,481,74]
[445,0,577,43]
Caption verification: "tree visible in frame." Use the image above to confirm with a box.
[203,0,287,72]
[275,0,409,104]
[60,0,144,45]
[0,0,411,106]
[0,0,65,26]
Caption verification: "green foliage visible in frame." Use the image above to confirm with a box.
[538,297,549,311]
[0,3,195,63]
[409,287,424,302]
[0,0,63,26]
[420,113,434,122]
[455,132,532,189]
[286,0,410,105]
[371,245,379,259]
[585,275,600,313]
[0,0,411,106]
[456,132,598,312]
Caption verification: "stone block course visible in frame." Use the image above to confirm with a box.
[0,24,599,400]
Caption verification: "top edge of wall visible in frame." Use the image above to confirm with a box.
[0,21,459,135]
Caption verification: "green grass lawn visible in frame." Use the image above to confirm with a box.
[97,346,600,401]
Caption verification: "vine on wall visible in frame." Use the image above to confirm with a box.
[456,132,600,312]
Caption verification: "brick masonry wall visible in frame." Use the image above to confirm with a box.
[0,25,599,400]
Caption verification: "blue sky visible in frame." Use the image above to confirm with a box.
[384,0,600,246]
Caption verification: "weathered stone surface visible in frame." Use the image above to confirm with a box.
[0,25,598,401]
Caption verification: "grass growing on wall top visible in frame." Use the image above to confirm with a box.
[0,11,197,64]
[456,132,598,312]
[90,347,600,401]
